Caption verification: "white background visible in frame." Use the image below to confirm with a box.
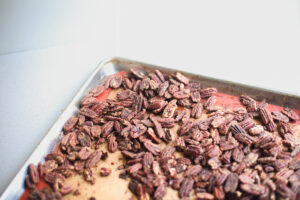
[0,0,300,195]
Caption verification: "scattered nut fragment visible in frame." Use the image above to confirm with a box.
[99,167,112,177]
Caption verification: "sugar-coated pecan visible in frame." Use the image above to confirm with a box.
[162,99,177,118]
[191,102,203,119]
[179,177,194,198]
[281,107,299,121]
[63,116,78,132]
[200,88,217,98]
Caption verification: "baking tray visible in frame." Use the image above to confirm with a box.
[1,57,300,200]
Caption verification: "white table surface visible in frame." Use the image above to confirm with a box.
[1,0,300,196]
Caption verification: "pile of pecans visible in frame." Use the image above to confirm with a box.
[25,67,300,200]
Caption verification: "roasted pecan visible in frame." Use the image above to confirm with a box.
[240,183,265,196]
[211,116,225,128]
[107,135,118,153]
[85,150,102,168]
[155,69,165,82]
[196,192,214,200]
[78,147,92,160]
[224,173,239,193]
[63,116,78,132]
[154,184,167,200]
[158,81,169,97]
[161,99,177,118]
[179,177,194,198]
[130,68,146,79]
[204,95,217,108]
[191,91,201,102]
[144,140,160,155]
[281,107,299,121]
[79,107,98,119]
[174,72,189,85]
[248,125,264,135]
[28,164,40,184]
[200,88,217,98]
[191,102,203,119]
[173,89,190,99]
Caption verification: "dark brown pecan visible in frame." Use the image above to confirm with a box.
[144,140,160,155]
[146,127,162,143]
[143,152,154,174]
[231,124,255,144]
[196,192,214,200]
[178,121,194,136]
[173,89,190,99]
[155,69,165,82]
[63,116,78,132]
[184,165,202,176]
[224,173,239,193]
[272,111,289,123]
[79,107,98,119]
[239,117,255,130]
[129,163,142,174]
[191,102,203,119]
[259,106,272,124]
[85,150,102,168]
[123,77,133,89]
[101,121,114,137]
[77,132,91,147]
[28,164,40,184]
[129,180,145,197]
[174,72,189,85]
[25,175,35,189]
[139,77,150,91]
[200,88,217,98]
[130,68,146,79]
[281,107,299,121]
[207,145,221,158]
[184,145,203,157]
[179,177,194,198]
[81,97,97,107]
[162,99,177,118]
[78,147,92,160]
[158,81,169,97]
[178,99,192,108]
[240,183,265,196]
[91,125,101,137]
[91,85,106,97]
[154,184,167,200]
[130,124,147,138]
[214,186,225,200]
[44,171,64,184]
[110,75,123,88]
[107,135,118,153]
[240,95,256,105]
[276,184,296,199]
[150,115,165,138]
[211,116,226,128]
[232,148,244,163]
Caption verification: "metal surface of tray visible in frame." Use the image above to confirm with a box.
[1,57,300,200]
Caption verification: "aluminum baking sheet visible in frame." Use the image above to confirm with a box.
[1,57,300,200]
